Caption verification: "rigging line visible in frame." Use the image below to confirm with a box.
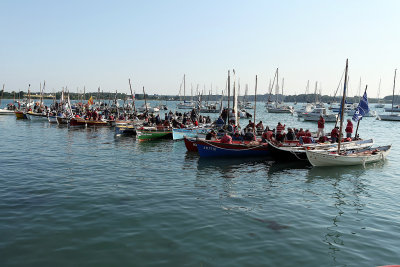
[333,66,346,98]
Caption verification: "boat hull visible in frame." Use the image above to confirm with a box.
[115,125,136,136]
[136,130,172,140]
[15,111,27,119]
[379,114,400,121]
[69,118,87,127]
[26,112,48,121]
[184,137,198,152]
[195,140,270,158]
[306,145,391,167]
[0,109,15,115]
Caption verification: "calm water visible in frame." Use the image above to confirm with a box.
[1,100,400,266]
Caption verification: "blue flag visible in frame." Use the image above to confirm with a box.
[352,91,369,122]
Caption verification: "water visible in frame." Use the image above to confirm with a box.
[1,100,400,266]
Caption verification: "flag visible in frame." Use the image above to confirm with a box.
[88,96,94,105]
[352,91,369,122]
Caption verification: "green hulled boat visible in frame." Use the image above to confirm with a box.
[136,127,172,140]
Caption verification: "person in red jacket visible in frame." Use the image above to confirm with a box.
[276,122,286,135]
[220,132,232,144]
[331,126,339,143]
[296,128,305,139]
[317,116,325,138]
[345,119,353,138]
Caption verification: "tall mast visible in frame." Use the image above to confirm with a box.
[227,70,230,126]
[391,69,397,115]
[253,75,257,133]
[0,84,4,107]
[143,86,148,113]
[377,78,381,101]
[128,78,136,113]
[275,68,279,106]
[183,74,186,102]
[337,59,349,153]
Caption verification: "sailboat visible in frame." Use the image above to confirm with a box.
[306,59,391,167]
[375,78,385,108]
[266,69,294,113]
[177,75,196,109]
[296,80,315,117]
[379,69,400,121]
[0,84,15,115]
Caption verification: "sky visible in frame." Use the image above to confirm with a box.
[1,0,399,97]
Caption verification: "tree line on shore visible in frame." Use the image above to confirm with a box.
[1,90,398,104]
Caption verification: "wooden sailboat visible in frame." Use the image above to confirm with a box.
[306,60,391,167]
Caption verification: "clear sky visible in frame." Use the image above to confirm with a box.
[1,0,399,97]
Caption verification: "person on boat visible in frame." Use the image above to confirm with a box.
[276,122,285,135]
[163,120,171,127]
[285,128,295,141]
[194,120,199,126]
[232,131,244,141]
[345,119,353,138]
[317,116,325,138]
[220,132,232,144]
[256,121,264,134]
[296,128,305,139]
[206,130,217,141]
[246,120,255,131]
[261,127,274,142]
[244,131,256,141]
[215,116,225,128]
[330,126,339,143]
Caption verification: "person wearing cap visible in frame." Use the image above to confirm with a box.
[317,115,325,138]
[345,119,353,138]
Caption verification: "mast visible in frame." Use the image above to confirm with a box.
[233,70,238,126]
[227,70,230,126]
[0,84,4,107]
[377,78,381,101]
[391,69,397,115]
[253,75,257,133]
[337,59,349,153]
[281,78,284,104]
[183,74,186,102]
[275,68,279,106]
[128,78,136,113]
[143,86,148,113]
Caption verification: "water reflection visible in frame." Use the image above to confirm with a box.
[266,160,310,176]
[196,157,269,179]
[136,139,174,153]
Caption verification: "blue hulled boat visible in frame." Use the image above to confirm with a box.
[195,139,270,158]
